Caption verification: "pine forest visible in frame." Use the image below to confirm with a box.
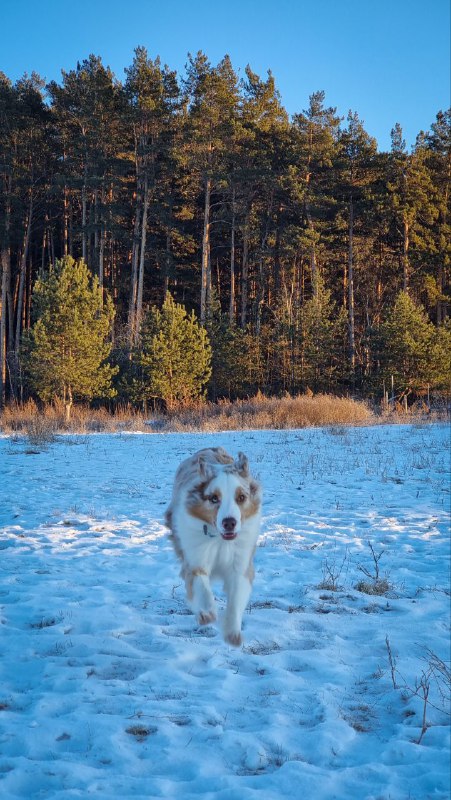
[1,50,450,413]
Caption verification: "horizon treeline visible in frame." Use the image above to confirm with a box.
[0,49,450,408]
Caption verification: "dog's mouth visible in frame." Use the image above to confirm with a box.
[221,531,237,541]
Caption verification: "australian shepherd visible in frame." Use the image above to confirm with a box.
[165,447,262,647]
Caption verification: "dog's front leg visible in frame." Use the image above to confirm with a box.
[223,571,252,647]
[186,568,217,626]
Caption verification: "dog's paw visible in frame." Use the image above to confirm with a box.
[197,610,217,626]
[224,630,243,647]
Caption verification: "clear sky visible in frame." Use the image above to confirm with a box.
[1,0,449,151]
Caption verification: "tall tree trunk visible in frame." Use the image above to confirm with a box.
[273,204,282,298]
[0,248,10,406]
[348,196,355,382]
[135,176,149,340]
[206,247,212,314]
[305,201,318,297]
[82,133,88,265]
[82,181,88,264]
[256,194,273,336]
[98,187,106,292]
[304,171,318,296]
[26,252,32,330]
[229,188,236,325]
[41,224,47,273]
[128,197,142,344]
[15,194,33,354]
[200,175,211,325]
[63,184,69,256]
[402,216,410,292]
[255,254,264,337]
[49,227,55,267]
[99,225,106,292]
[240,208,250,328]
[94,189,99,271]
[0,179,12,406]
[163,230,171,295]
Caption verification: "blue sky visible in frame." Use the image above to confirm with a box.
[1,0,449,151]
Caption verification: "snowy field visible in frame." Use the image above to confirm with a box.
[0,423,450,800]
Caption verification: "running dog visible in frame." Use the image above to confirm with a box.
[165,447,262,646]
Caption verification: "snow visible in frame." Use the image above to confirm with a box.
[0,423,450,799]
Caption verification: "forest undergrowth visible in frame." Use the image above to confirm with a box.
[0,393,445,442]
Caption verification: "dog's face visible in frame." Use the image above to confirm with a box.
[187,453,261,540]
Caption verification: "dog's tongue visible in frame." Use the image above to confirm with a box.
[221,531,237,540]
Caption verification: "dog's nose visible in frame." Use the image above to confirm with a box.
[222,517,237,533]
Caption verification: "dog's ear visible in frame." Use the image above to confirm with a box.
[198,455,213,479]
[249,479,260,497]
[235,452,249,477]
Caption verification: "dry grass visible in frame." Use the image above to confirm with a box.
[165,393,372,432]
[125,724,158,741]
[354,578,391,596]
[0,399,147,439]
[0,393,372,438]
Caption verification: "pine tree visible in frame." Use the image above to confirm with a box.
[206,297,260,398]
[0,72,18,405]
[423,110,451,323]
[182,52,241,323]
[299,275,347,392]
[240,66,289,332]
[387,124,437,293]
[23,256,116,419]
[124,47,179,341]
[378,291,448,397]
[292,91,341,295]
[0,71,51,403]
[337,111,378,383]
[47,55,123,280]
[137,293,211,408]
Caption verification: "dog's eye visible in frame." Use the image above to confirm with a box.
[237,494,246,504]
[209,494,220,504]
